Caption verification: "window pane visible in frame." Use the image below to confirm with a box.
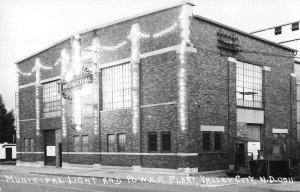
[24,139,29,152]
[30,138,34,152]
[117,134,126,152]
[214,133,221,151]
[107,135,115,152]
[203,132,210,151]
[247,125,261,141]
[82,135,88,152]
[74,136,80,152]
[148,133,157,152]
[162,132,171,152]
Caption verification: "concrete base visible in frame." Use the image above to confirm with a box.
[177,167,198,174]
[16,160,44,167]
[132,166,142,172]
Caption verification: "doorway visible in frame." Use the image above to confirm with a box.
[44,130,56,166]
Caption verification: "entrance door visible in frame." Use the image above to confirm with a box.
[5,148,12,161]
[44,130,56,166]
[235,143,245,168]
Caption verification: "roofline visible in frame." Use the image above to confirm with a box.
[193,15,297,53]
[250,20,300,34]
[15,1,195,64]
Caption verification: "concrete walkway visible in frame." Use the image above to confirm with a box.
[0,165,299,191]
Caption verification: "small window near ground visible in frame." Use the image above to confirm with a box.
[161,132,171,152]
[107,134,115,152]
[117,134,126,152]
[203,132,211,151]
[148,132,157,152]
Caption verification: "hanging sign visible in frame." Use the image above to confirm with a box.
[61,73,93,93]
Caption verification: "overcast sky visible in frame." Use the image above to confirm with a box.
[0,0,300,110]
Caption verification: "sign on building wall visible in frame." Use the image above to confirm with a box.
[46,146,56,156]
[61,73,93,93]
[248,142,260,160]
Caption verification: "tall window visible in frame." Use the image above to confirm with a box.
[161,132,171,152]
[203,132,210,151]
[24,138,34,152]
[236,61,262,108]
[82,135,89,152]
[102,63,131,110]
[74,136,80,152]
[214,132,222,151]
[117,134,126,152]
[247,125,261,141]
[42,80,61,118]
[148,132,157,152]
[107,134,115,152]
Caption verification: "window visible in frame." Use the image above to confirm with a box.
[148,132,157,152]
[203,132,223,151]
[161,132,171,152]
[42,80,61,118]
[292,22,299,31]
[236,61,262,108]
[82,135,89,152]
[102,63,131,110]
[214,132,222,151]
[74,136,80,152]
[107,134,115,152]
[24,138,34,152]
[117,134,126,152]
[274,26,282,35]
[247,125,261,141]
[203,132,210,151]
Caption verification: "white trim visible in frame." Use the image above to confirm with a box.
[141,101,177,108]
[200,125,225,132]
[19,118,36,122]
[19,82,35,89]
[227,57,237,63]
[99,58,131,69]
[141,45,179,58]
[62,152,198,156]
[40,76,61,84]
[263,66,271,71]
[99,45,180,70]
[272,128,288,134]
[291,73,297,77]
[16,152,44,154]
[19,76,61,89]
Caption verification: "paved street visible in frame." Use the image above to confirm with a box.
[0,165,299,192]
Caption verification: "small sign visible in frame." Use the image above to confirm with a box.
[46,146,56,156]
[61,73,93,93]
[248,142,260,160]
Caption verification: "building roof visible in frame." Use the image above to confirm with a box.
[15,1,297,64]
[193,15,297,53]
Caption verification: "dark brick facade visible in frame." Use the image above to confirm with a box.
[16,2,297,171]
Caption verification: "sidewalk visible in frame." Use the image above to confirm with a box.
[1,165,300,191]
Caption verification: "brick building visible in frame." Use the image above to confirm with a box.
[15,2,298,172]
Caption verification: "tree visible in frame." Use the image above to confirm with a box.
[0,94,16,143]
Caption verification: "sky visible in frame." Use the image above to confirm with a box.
[0,0,300,111]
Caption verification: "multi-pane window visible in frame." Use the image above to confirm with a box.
[82,135,89,152]
[161,132,171,152]
[74,136,80,152]
[24,138,34,152]
[107,134,115,152]
[203,132,223,151]
[203,132,211,151]
[102,64,131,110]
[117,134,126,152]
[148,132,157,152]
[42,80,61,118]
[236,61,262,108]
